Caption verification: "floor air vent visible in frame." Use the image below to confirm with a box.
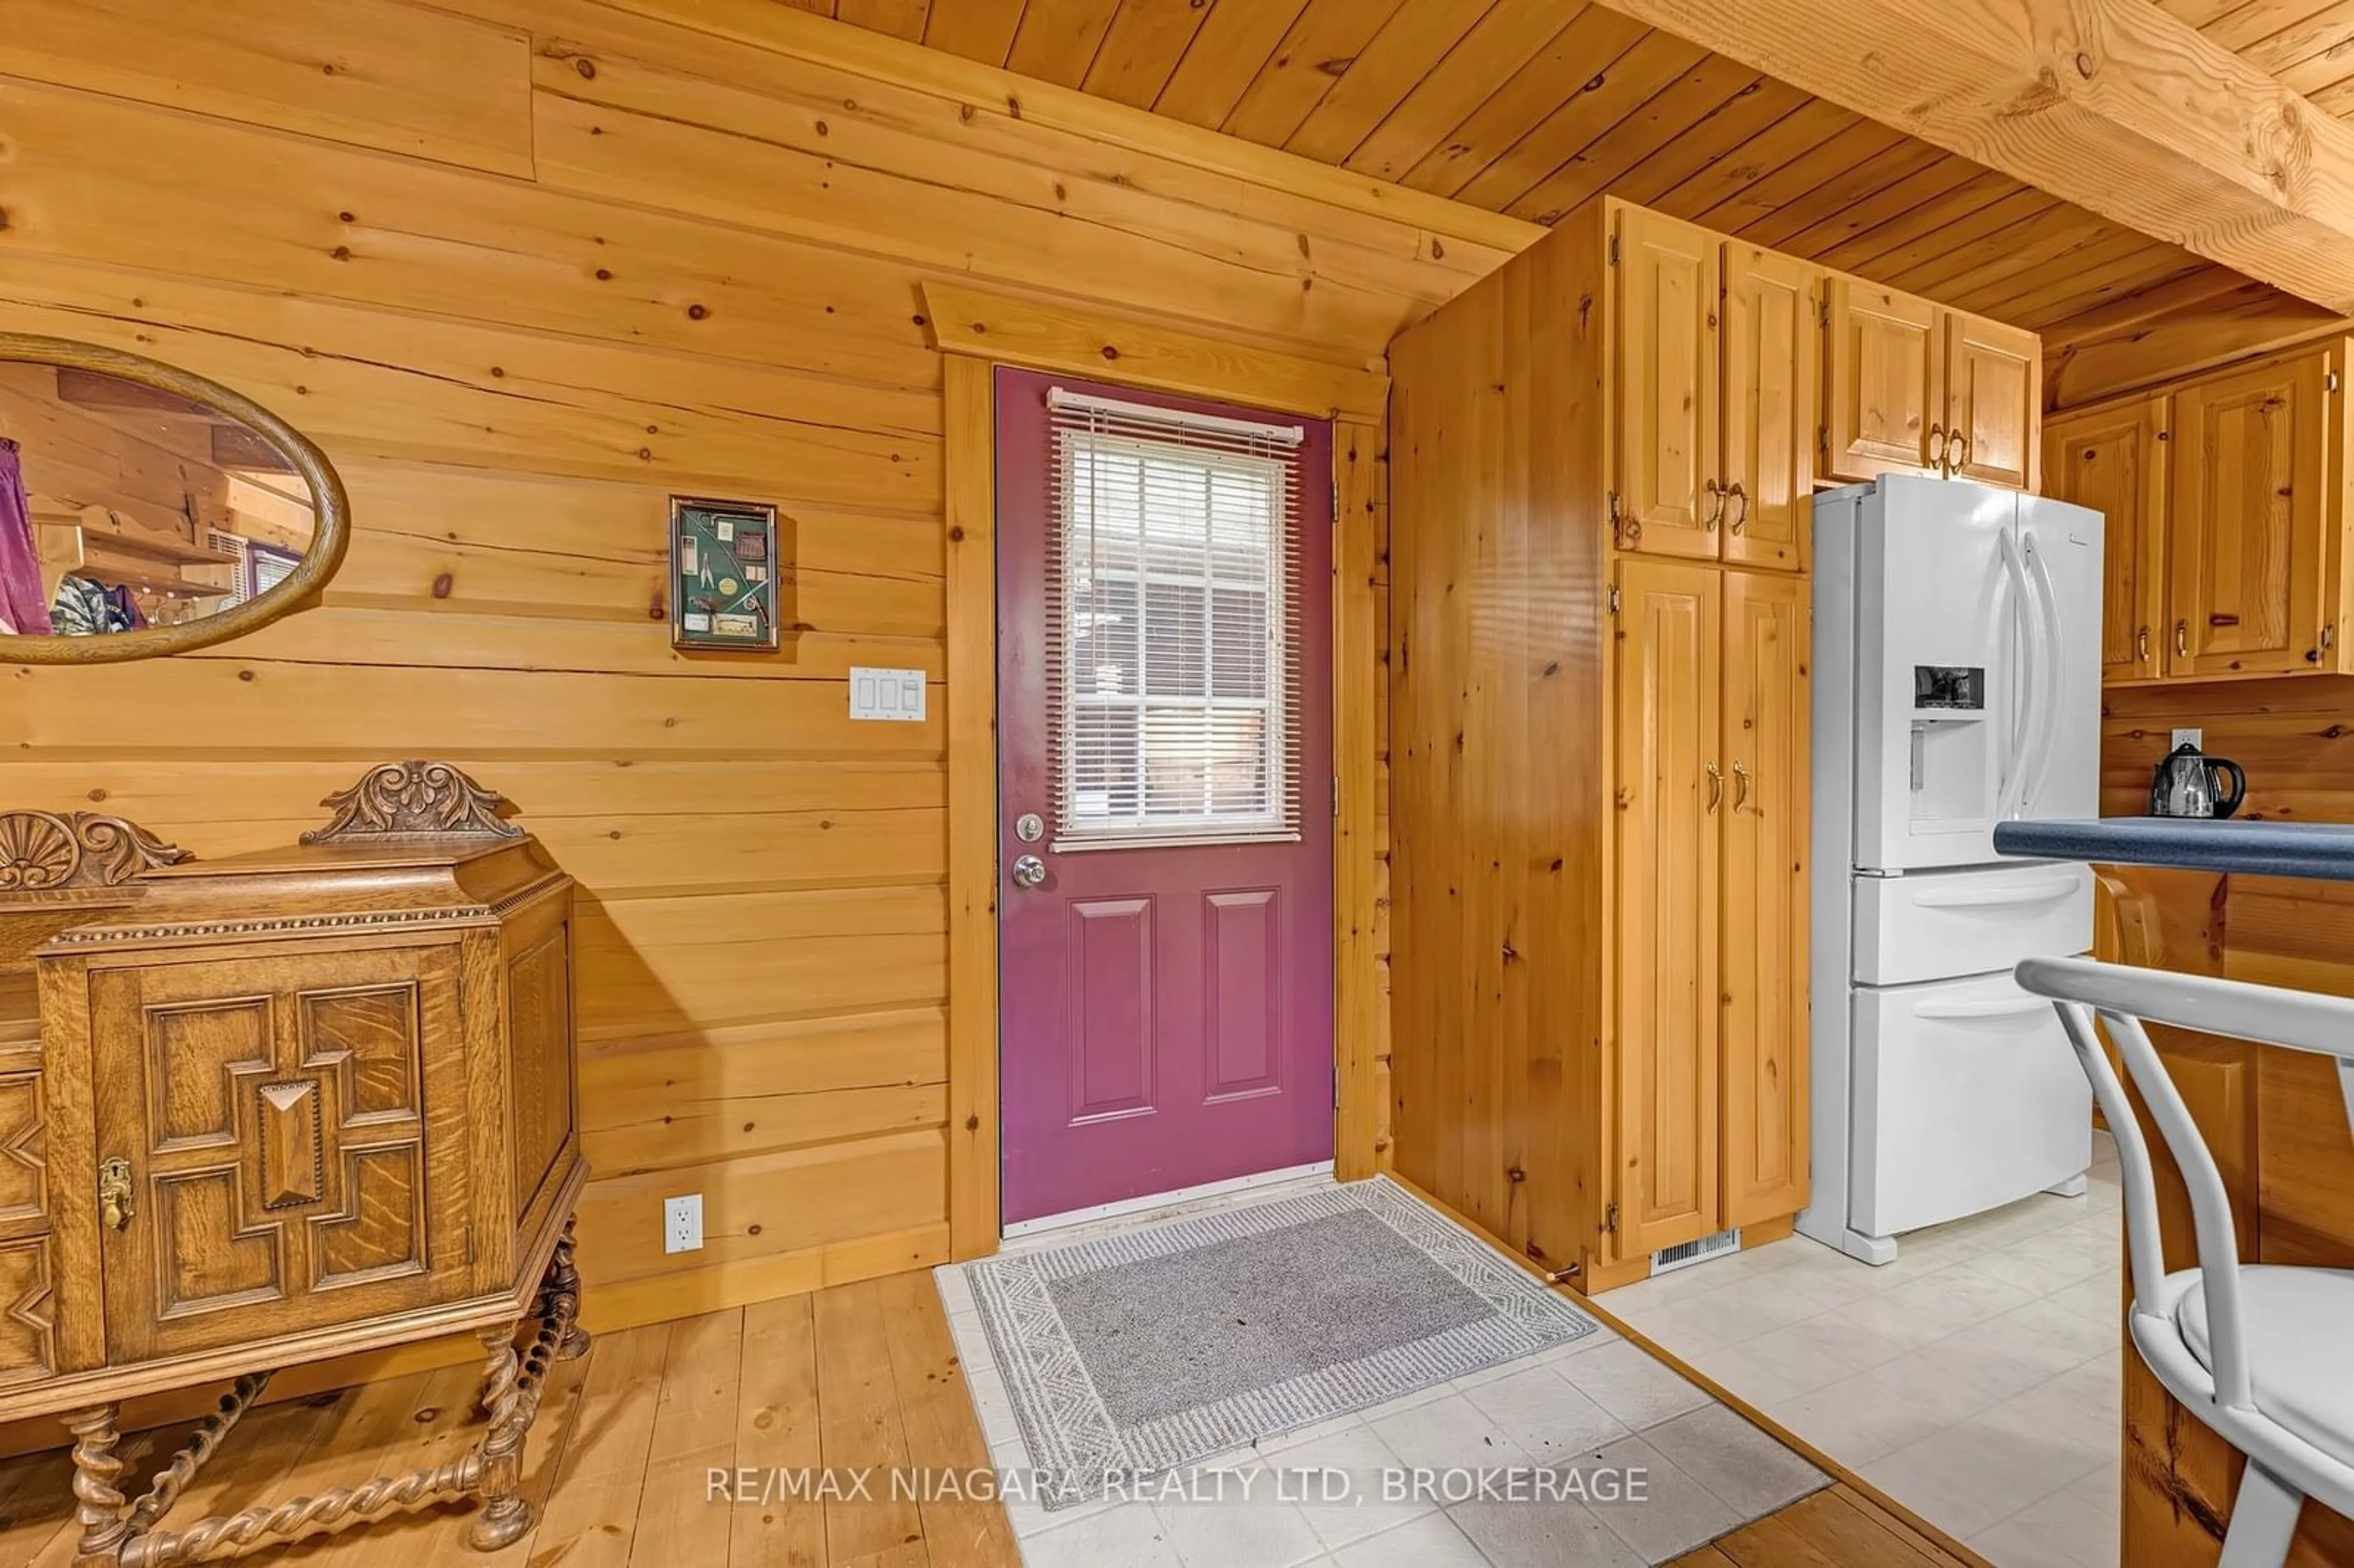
[1651,1228,1741,1276]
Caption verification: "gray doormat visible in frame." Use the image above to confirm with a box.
[965,1176,1600,1508]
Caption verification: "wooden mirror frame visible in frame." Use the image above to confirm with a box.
[0,333,351,664]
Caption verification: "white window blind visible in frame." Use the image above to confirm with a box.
[1045,389,1306,851]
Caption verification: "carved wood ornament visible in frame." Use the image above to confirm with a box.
[0,813,189,892]
[302,761,523,843]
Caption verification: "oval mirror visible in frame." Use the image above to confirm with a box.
[0,334,349,664]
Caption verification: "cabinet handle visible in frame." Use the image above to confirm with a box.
[1951,430,1972,474]
[1928,422,1948,474]
[1703,479,1725,531]
[1732,760,1752,809]
[2137,625,2150,663]
[1706,762,1723,811]
[1727,482,1748,534]
[2175,620,2189,658]
[99,1157,133,1233]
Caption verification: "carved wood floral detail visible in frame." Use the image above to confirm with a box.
[0,812,190,891]
[303,762,523,843]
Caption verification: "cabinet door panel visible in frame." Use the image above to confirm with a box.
[90,945,470,1362]
[1946,313,2040,490]
[1720,571,1810,1228]
[1722,245,1818,572]
[2168,350,2332,677]
[1824,278,1941,482]
[1613,559,1721,1256]
[1615,207,1723,558]
[2046,397,2168,684]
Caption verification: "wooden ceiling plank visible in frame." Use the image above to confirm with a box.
[1913,221,2160,314]
[1597,0,2354,310]
[923,0,1027,65]
[1649,96,1854,221]
[1342,0,1584,182]
[1987,251,2211,332]
[2040,264,2261,348]
[1502,56,1769,223]
[1769,151,1979,261]
[1451,29,1707,209]
[1895,208,2130,302]
[833,0,927,40]
[1081,0,1218,108]
[2004,256,2215,330]
[1400,6,1651,197]
[1152,0,1309,128]
[1284,0,1499,167]
[1006,0,1123,88]
[2311,72,2354,113]
[1694,113,1892,232]
[1724,129,1930,246]
[2275,38,2354,92]
[1967,235,2206,320]
[1838,184,2060,284]
[1813,167,2025,275]
[1220,0,1412,149]
[2233,0,2354,70]
[2158,0,2247,22]
[2204,0,2352,53]
[1606,75,1813,212]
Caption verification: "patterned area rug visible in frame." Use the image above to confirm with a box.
[964,1177,1601,1507]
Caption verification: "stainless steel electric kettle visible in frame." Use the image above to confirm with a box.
[2149,742,2247,819]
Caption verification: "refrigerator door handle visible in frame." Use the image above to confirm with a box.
[1995,533,2041,819]
[2017,533,2066,818]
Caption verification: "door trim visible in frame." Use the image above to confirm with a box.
[931,285,1390,1261]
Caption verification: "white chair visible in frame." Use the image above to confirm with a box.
[2014,955,2354,1568]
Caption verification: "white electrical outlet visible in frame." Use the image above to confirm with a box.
[2173,728,2204,751]
[664,1193,703,1254]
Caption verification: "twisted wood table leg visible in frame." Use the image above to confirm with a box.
[467,1322,533,1552]
[549,1217,590,1363]
[64,1405,132,1567]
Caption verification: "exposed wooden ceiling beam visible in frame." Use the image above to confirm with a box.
[1594,0,2354,312]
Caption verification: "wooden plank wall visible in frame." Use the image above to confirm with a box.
[0,0,1505,1326]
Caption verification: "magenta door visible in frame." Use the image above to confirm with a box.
[996,367,1335,1227]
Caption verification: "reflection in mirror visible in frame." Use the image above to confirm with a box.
[0,364,319,639]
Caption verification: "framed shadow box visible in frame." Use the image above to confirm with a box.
[669,495,780,652]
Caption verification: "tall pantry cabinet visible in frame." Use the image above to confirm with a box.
[1388,199,1816,1290]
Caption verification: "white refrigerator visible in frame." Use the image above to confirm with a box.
[1800,476,2101,1265]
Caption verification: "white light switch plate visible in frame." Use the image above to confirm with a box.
[2173,728,2204,750]
[850,666,926,723]
[664,1193,703,1254]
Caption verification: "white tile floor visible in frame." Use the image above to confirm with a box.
[937,1180,1831,1567]
[1601,1130,2127,1567]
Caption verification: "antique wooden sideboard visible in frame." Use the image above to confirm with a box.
[0,761,588,1566]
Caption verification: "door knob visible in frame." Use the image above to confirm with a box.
[1010,854,1047,889]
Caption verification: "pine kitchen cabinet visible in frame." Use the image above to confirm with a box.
[1612,206,1818,573]
[2047,339,2351,686]
[1390,197,1840,1293]
[1823,276,2041,492]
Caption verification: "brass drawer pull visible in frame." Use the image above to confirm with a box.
[1732,760,1752,809]
[1706,761,1723,811]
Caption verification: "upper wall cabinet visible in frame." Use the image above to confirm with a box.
[1823,280,2040,492]
[2047,395,2168,684]
[2048,339,2353,687]
[1614,206,1723,560]
[1611,207,1819,570]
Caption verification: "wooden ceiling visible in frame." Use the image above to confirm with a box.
[803,0,2343,337]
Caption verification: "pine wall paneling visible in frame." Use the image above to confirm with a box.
[0,0,1475,1441]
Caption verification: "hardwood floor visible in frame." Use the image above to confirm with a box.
[0,1274,1978,1567]
[0,1274,1019,1568]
